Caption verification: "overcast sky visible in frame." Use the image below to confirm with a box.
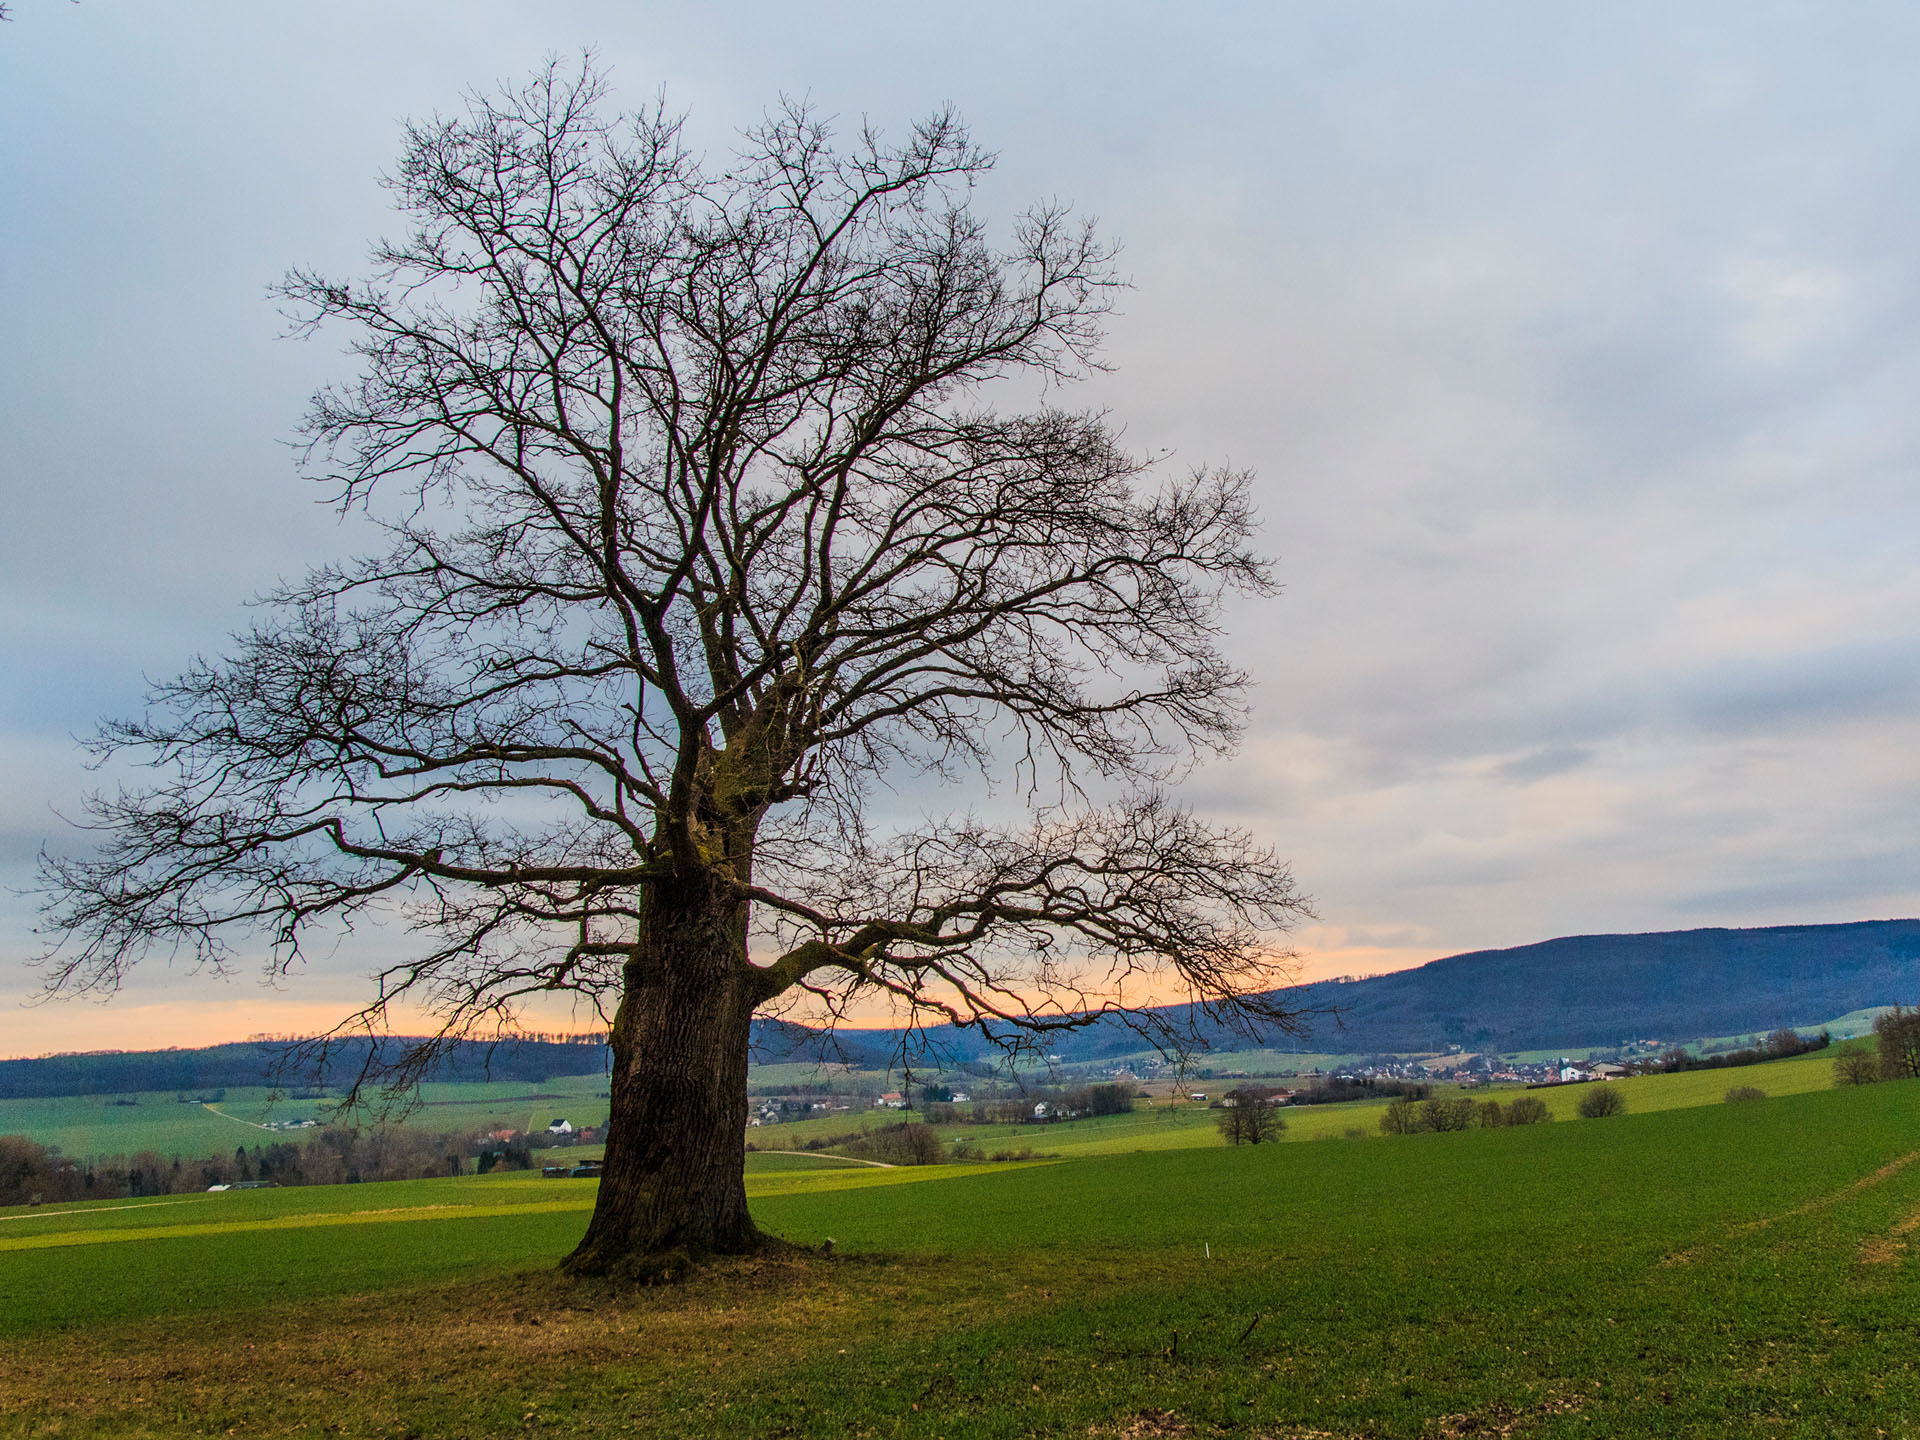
[5,3,1920,1057]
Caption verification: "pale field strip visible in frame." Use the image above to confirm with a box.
[0,1198,209,1224]
[0,1198,598,1253]
[0,1164,1001,1253]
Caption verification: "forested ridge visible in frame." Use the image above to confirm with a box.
[9,920,1918,1094]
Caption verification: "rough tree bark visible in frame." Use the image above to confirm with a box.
[38,61,1314,1274]
[574,874,764,1268]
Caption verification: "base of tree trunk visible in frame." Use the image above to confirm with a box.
[561,1219,792,1284]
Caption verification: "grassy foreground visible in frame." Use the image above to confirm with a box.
[3,1080,1919,1437]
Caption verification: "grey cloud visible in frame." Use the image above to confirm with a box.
[1494,746,1595,786]
[1672,638,1920,735]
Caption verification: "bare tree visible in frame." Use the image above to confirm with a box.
[1874,1005,1920,1080]
[38,62,1309,1272]
[1217,1086,1285,1145]
[1833,1048,1884,1086]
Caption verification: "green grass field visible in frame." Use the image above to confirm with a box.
[739,1043,1855,1160]
[2,1033,1864,1166]
[3,1068,1919,1436]
[0,1072,613,1159]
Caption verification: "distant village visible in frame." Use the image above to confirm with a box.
[733,1040,1690,1129]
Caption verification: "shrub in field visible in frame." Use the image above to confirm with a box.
[1504,1096,1552,1125]
[1421,1098,1478,1132]
[1380,1097,1424,1135]
[1577,1085,1626,1119]
[1875,1005,1920,1080]
[1834,1050,1885,1086]
[1724,1086,1767,1104]
[1477,1100,1508,1128]
[840,1122,946,1166]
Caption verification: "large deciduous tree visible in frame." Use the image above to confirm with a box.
[40,63,1309,1273]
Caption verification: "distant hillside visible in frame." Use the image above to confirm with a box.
[0,1017,906,1100]
[7,920,1917,1095]
[1058,918,1920,1059]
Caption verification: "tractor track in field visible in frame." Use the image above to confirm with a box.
[1663,1147,1920,1267]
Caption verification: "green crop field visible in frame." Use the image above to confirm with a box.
[739,1043,1857,1160]
[2,1036,1861,1165]
[0,1072,613,1160]
[4,1072,1919,1436]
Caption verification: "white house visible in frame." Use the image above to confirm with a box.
[547,1118,575,1136]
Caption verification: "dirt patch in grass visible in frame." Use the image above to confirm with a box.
[1095,1412,1365,1440]
[0,1252,1011,1436]
[1429,1393,1583,1436]
[1857,1201,1920,1265]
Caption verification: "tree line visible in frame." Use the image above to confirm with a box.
[0,1126,525,1207]
[1641,1028,1828,1075]
[0,1037,609,1100]
[1833,1007,1920,1086]
[920,1083,1138,1126]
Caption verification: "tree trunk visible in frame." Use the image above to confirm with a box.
[564,871,767,1276]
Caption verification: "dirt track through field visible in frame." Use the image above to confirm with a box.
[1664,1147,1920,1267]
[1734,1148,1920,1233]
[0,1198,598,1253]
[0,1198,209,1223]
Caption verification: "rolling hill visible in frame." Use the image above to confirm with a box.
[5,919,1917,1095]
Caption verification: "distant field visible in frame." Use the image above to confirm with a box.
[6,1039,1861,1174]
[740,1042,1856,1159]
[3,1079,1919,1436]
[0,1072,612,1159]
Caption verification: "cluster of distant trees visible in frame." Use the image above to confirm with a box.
[1216,1085,1288,1145]
[1379,1092,1566,1135]
[837,1122,946,1166]
[1833,1007,1920,1086]
[921,1083,1137,1126]
[1289,1077,1432,1108]
[0,1126,526,1206]
[1644,1028,1829,1075]
[0,1036,608,1101]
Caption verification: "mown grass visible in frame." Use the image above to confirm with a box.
[2,1078,1918,1436]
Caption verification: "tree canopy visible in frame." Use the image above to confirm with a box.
[40,62,1309,1262]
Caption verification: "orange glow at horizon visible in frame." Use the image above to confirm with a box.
[0,928,1442,1061]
